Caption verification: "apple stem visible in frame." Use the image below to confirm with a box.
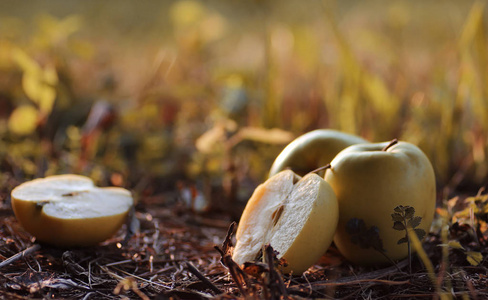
[310,164,331,175]
[382,139,399,151]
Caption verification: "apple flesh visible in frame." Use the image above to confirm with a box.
[325,141,436,265]
[269,129,367,177]
[11,174,134,247]
[233,170,339,274]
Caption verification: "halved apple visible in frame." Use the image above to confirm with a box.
[232,170,338,274]
[11,174,134,247]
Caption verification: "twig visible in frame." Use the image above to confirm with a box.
[185,262,223,295]
[311,258,409,285]
[215,222,236,264]
[0,244,41,269]
[99,264,171,289]
[264,245,289,298]
[222,255,254,297]
[311,278,410,287]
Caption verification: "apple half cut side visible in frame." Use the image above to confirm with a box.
[232,170,339,274]
[11,174,134,247]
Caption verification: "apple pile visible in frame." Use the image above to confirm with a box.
[233,129,436,273]
[11,174,134,247]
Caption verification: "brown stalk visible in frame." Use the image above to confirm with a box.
[382,139,399,151]
[0,244,41,269]
[310,164,332,175]
[185,262,223,295]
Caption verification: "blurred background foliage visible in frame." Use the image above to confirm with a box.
[0,0,487,210]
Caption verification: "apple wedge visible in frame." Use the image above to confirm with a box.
[11,174,134,247]
[233,170,338,274]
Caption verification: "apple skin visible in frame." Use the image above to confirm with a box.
[269,129,367,177]
[324,141,436,265]
[11,198,129,247]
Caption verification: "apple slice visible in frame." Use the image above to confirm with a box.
[233,170,338,274]
[11,174,134,247]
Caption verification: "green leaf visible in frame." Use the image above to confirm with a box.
[414,228,426,240]
[397,237,408,245]
[466,251,483,266]
[405,206,415,219]
[408,216,422,229]
[393,221,405,231]
[391,213,404,222]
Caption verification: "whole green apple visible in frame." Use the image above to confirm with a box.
[324,140,436,265]
[269,129,367,177]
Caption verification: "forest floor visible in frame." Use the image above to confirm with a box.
[1,181,488,300]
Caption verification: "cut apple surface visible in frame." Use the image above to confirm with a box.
[11,174,134,247]
[233,170,339,274]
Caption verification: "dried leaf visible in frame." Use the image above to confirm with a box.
[454,207,472,219]
[391,213,404,222]
[195,126,226,154]
[408,216,422,229]
[393,221,405,231]
[242,262,268,278]
[405,206,415,219]
[414,228,426,240]
[436,207,450,219]
[397,237,408,245]
[8,105,38,135]
[236,127,293,145]
[466,251,483,266]
[12,47,40,74]
[447,240,465,250]
[394,205,404,213]
[447,196,460,209]
[22,71,43,102]
[37,84,56,114]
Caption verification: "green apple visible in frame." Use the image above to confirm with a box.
[269,129,367,177]
[324,140,436,265]
[233,170,339,274]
